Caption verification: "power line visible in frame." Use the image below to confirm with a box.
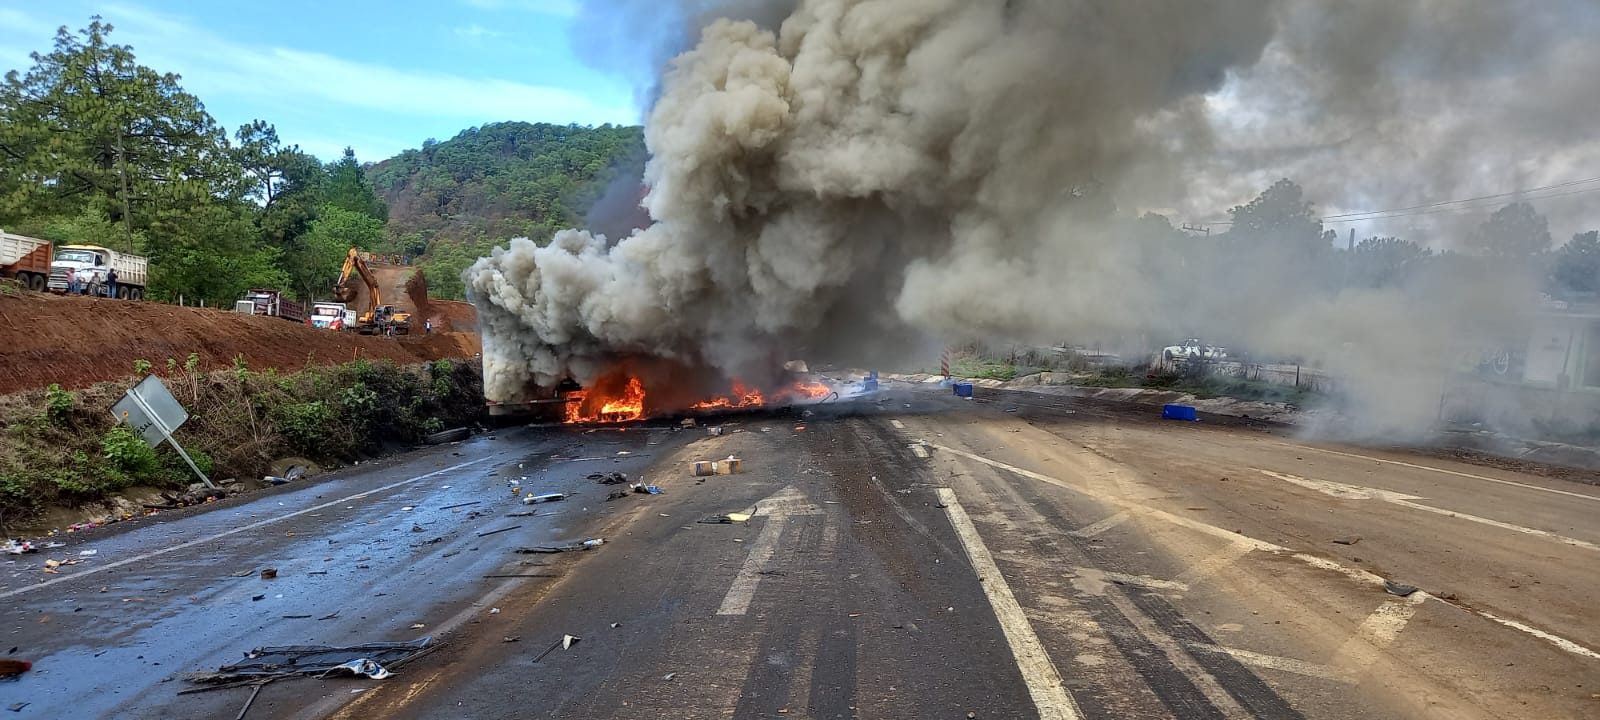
[1321,175,1600,220]
[1194,174,1600,227]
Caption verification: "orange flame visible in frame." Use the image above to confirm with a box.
[564,377,646,423]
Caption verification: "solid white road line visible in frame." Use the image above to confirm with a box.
[1260,469,1600,553]
[1290,444,1600,503]
[0,457,496,600]
[1182,641,1355,684]
[717,514,788,616]
[1068,510,1130,538]
[1473,610,1600,661]
[938,487,1084,720]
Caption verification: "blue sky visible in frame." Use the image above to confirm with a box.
[0,0,641,162]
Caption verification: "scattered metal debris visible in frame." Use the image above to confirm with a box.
[699,513,752,524]
[588,472,629,485]
[476,525,522,538]
[1384,580,1419,597]
[532,634,581,663]
[514,538,603,553]
[523,493,565,505]
[1332,536,1361,546]
[186,638,434,685]
[439,501,482,511]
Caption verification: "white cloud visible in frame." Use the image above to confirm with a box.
[97,4,632,135]
[459,0,579,16]
[453,24,504,40]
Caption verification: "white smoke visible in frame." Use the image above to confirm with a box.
[468,0,1598,435]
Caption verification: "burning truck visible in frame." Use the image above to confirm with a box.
[482,353,849,425]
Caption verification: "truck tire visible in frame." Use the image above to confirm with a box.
[424,427,470,445]
[131,287,144,300]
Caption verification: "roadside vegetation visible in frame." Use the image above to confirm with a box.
[0,357,483,526]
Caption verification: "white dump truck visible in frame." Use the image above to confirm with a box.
[48,244,148,299]
[310,301,357,330]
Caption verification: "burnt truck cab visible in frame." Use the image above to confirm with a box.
[485,378,582,422]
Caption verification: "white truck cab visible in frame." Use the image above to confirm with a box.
[49,244,148,299]
[311,301,355,330]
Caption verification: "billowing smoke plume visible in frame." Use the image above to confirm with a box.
[468,0,1600,435]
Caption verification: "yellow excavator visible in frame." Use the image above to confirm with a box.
[333,248,411,335]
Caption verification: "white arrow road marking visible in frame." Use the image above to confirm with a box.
[1257,469,1600,552]
[716,485,823,616]
[938,487,1084,720]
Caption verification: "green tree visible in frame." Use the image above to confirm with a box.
[1225,178,1323,245]
[0,17,240,252]
[1345,236,1433,288]
[1550,230,1600,295]
[325,147,388,222]
[1468,201,1551,259]
[291,204,384,300]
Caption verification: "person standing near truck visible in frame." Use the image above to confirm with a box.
[105,267,118,298]
[66,267,79,295]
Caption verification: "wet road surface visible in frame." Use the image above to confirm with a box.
[5,381,1600,718]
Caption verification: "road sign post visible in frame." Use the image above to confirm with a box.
[111,375,215,489]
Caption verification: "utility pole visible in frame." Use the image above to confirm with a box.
[1348,227,1355,251]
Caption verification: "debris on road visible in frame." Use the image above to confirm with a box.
[699,513,752,524]
[523,492,565,505]
[439,501,482,511]
[260,568,278,580]
[1384,580,1419,597]
[502,636,520,643]
[3,540,36,555]
[589,472,629,485]
[514,538,604,553]
[719,456,742,474]
[8,702,30,712]
[708,426,723,436]
[424,427,470,445]
[1332,536,1362,546]
[909,443,930,458]
[532,634,581,663]
[662,672,675,681]
[633,483,662,495]
[692,461,716,477]
[476,525,522,538]
[186,638,433,685]
[1162,404,1200,421]
[505,511,536,518]
[0,659,33,678]
[679,417,696,428]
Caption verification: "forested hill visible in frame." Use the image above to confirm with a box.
[369,122,648,299]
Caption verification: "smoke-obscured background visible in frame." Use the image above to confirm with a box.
[467,0,1600,437]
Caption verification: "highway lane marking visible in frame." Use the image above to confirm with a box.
[932,443,1600,665]
[1067,510,1129,538]
[1182,642,1355,684]
[717,485,822,616]
[1259,469,1600,553]
[0,456,496,600]
[1474,610,1600,661]
[937,487,1084,720]
[1287,444,1600,503]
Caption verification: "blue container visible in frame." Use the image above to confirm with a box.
[953,382,974,398]
[1162,404,1199,421]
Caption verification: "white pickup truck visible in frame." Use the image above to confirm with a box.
[1162,338,1228,362]
[48,244,148,299]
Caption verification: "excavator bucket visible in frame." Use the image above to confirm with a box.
[332,283,358,303]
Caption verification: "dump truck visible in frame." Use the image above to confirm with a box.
[0,230,52,291]
[48,244,148,299]
[236,289,307,323]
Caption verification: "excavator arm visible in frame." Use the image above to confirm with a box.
[333,248,381,321]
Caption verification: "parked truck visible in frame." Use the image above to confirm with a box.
[48,244,148,299]
[0,230,52,291]
[235,289,307,323]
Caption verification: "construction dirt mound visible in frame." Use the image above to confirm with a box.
[0,290,480,395]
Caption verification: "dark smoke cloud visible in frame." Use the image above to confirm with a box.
[469,0,1600,434]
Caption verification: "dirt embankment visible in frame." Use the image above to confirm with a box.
[0,290,479,394]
